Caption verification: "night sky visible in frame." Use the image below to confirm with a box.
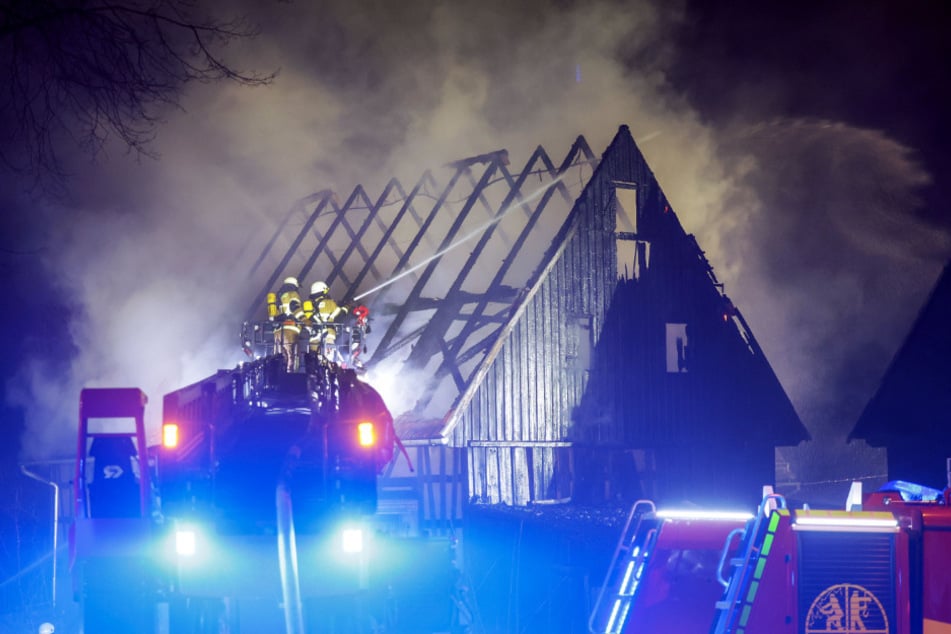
[2,0,950,575]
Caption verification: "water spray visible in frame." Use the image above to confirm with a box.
[354,173,568,301]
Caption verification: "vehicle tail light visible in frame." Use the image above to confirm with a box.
[163,423,179,449]
[357,422,375,447]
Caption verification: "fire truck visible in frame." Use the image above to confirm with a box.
[69,316,396,633]
[589,481,951,634]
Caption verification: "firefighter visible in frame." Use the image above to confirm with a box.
[273,276,305,370]
[306,281,346,361]
[349,304,370,369]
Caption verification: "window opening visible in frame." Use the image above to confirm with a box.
[665,323,689,373]
[615,184,649,280]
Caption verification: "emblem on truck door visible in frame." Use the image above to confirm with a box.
[806,583,888,633]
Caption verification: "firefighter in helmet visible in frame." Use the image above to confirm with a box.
[271,276,305,370]
[305,281,346,361]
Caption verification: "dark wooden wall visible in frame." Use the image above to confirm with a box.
[454,126,806,507]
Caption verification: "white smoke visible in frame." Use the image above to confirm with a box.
[715,120,948,427]
[7,0,949,477]
[6,0,688,457]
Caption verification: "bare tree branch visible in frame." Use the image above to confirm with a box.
[0,0,276,190]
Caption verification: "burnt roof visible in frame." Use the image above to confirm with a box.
[245,125,806,446]
[245,136,597,431]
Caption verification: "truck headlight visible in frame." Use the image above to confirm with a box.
[342,528,363,554]
[175,529,197,557]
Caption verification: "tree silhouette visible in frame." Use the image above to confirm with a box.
[0,0,275,187]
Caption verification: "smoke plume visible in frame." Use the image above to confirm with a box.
[6,0,949,482]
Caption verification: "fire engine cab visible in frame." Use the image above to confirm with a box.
[70,349,395,633]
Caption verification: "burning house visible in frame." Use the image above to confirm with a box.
[247,124,810,532]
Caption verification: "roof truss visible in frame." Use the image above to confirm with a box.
[246,137,597,408]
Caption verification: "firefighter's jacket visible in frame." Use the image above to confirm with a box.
[314,297,344,324]
[276,282,305,334]
[305,294,346,344]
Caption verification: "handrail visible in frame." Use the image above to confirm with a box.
[712,492,787,631]
[760,492,787,515]
[588,499,656,634]
[716,528,745,589]
[618,527,655,598]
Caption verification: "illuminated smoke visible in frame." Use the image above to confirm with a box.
[717,119,948,428]
[7,0,697,457]
[6,0,948,473]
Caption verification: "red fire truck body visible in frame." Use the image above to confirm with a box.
[591,486,951,634]
[863,488,951,634]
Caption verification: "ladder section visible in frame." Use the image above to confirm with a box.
[710,494,787,634]
[589,500,659,634]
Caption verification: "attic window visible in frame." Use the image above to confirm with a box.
[615,185,637,233]
[615,185,638,281]
[665,323,689,373]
